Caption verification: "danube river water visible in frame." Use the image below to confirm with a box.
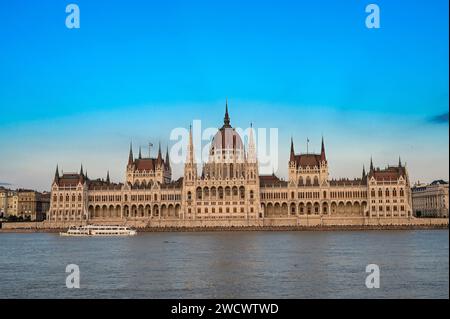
[0,230,448,298]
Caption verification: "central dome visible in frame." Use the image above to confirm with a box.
[209,101,245,162]
[211,127,244,152]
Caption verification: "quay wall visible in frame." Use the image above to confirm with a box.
[1,217,448,232]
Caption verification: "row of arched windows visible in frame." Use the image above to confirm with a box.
[53,193,82,202]
[297,176,320,186]
[371,188,404,197]
[188,188,254,201]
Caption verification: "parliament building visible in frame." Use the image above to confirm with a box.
[47,103,413,225]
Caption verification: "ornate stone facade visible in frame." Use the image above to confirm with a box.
[47,105,413,223]
[412,180,449,218]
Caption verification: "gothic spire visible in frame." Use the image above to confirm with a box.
[290,137,295,162]
[54,164,60,183]
[370,157,374,171]
[138,146,142,159]
[320,136,326,162]
[106,170,110,183]
[165,145,170,168]
[398,156,402,167]
[186,124,195,164]
[79,164,84,184]
[248,123,256,163]
[157,142,162,166]
[362,165,366,179]
[128,142,134,165]
[223,98,231,128]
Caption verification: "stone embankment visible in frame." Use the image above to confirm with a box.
[0,217,448,232]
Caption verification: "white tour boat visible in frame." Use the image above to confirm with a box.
[60,225,137,237]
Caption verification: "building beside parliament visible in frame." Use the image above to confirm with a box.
[412,180,449,218]
[47,104,414,224]
[0,187,50,221]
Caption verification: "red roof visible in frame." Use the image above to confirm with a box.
[133,157,167,171]
[57,173,81,187]
[293,154,322,168]
[259,174,287,187]
[370,166,406,181]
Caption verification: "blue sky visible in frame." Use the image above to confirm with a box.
[0,0,448,191]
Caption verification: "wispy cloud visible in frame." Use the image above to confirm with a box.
[429,112,449,124]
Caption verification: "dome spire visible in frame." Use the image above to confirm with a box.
[223,98,231,128]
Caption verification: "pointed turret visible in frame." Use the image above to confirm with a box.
[186,124,195,164]
[157,142,163,166]
[248,123,256,163]
[290,137,295,162]
[320,136,326,162]
[79,164,85,184]
[128,142,134,165]
[54,165,60,183]
[106,171,110,183]
[370,157,374,172]
[398,156,402,167]
[165,145,170,168]
[223,99,231,128]
[138,146,142,159]
[362,165,366,179]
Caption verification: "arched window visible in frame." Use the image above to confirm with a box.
[196,187,202,200]
[371,189,375,197]
[313,176,319,186]
[239,187,245,199]
[78,194,82,201]
[187,191,192,200]
[393,189,397,197]
[400,188,404,196]
[378,189,383,197]
[385,189,390,197]
[250,190,254,199]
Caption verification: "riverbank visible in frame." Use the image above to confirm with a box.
[0,222,448,233]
